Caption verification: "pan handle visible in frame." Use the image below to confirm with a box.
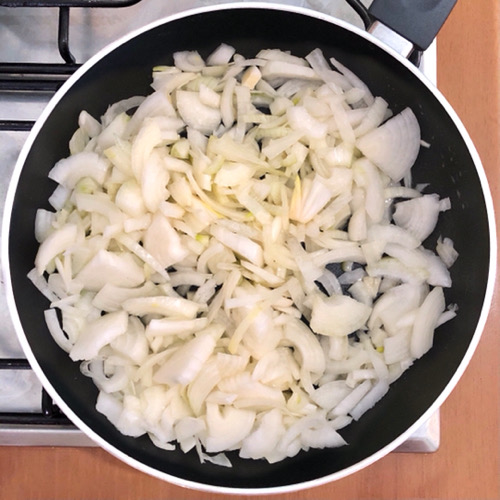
[367,0,457,53]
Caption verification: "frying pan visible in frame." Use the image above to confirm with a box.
[2,1,496,494]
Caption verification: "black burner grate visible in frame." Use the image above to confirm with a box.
[0,0,143,130]
[0,1,142,7]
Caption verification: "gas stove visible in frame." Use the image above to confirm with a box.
[0,0,439,451]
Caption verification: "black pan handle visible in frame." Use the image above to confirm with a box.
[367,0,457,52]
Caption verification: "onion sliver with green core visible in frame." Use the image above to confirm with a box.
[30,45,459,466]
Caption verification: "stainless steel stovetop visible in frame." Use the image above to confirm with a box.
[0,0,439,451]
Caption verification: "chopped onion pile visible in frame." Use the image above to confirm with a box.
[31,45,458,465]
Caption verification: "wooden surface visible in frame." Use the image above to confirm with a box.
[1,1,499,498]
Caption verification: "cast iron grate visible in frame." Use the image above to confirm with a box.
[0,0,143,131]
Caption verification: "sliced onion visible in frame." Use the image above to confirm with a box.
[173,50,205,72]
[349,379,389,421]
[309,293,371,337]
[70,310,128,361]
[410,286,446,359]
[32,44,458,467]
[48,151,109,189]
[44,308,73,352]
[204,404,256,453]
[436,236,459,268]
[176,90,221,134]
[34,223,79,275]
[356,108,421,182]
[331,379,372,417]
[207,43,236,66]
[153,333,216,386]
[393,194,443,242]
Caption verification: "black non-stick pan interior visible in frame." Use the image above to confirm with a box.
[6,6,492,490]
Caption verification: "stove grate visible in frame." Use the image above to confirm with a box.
[0,1,142,7]
[0,0,144,122]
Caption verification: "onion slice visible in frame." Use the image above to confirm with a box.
[356,108,421,182]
